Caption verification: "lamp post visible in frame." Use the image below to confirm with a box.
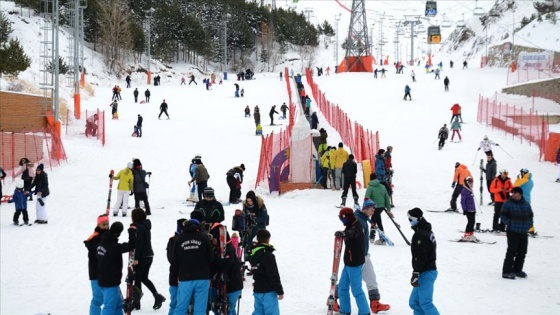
[335,13,341,66]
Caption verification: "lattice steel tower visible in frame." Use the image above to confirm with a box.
[343,0,371,72]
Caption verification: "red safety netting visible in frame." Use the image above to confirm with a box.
[477,93,549,161]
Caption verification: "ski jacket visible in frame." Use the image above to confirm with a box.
[500,197,534,234]
[243,195,268,228]
[374,154,387,182]
[166,233,180,286]
[8,189,27,210]
[305,98,311,108]
[136,116,143,127]
[450,120,461,131]
[226,166,244,183]
[269,106,278,117]
[133,89,139,96]
[450,103,461,114]
[483,158,497,180]
[460,186,476,212]
[96,227,136,287]
[410,219,437,273]
[311,112,318,128]
[444,77,450,85]
[384,151,392,171]
[193,199,225,224]
[132,168,148,193]
[333,147,349,169]
[30,171,49,198]
[144,90,150,97]
[405,85,411,93]
[21,164,33,182]
[189,163,196,178]
[113,167,133,191]
[453,164,472,186]
[329,148,337,170]
[280,104,288,113]
[160,102,168,111]
[364,180,391,210]
[173,221,214,281]
[490,176,513,203]
[354,210,371,255]
[249,243,284,295]
[219,241,244,293]
[319,129,328,144]
[84,226,107,280]
[513,173,533,204]
[341,218,365,267]
[479,139,497,152]
[438,127,449,139]
[321,152,330,168]
[341,159,357,179]
[134,219,154,260]
[192,164,210,184]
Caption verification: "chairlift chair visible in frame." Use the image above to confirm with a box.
[457,13,466,28]
[441,14,451,28]
[473,0,484,16]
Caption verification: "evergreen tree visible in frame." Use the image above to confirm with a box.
[0,38,31,76]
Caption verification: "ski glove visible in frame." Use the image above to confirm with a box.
[334,231,346,238]
[147,172,152,176]
[109,173,113,178]
[129,191,134,196]
[451,182,456,189]
[38,198,44,206]
[477,148,481,151]
[410,272,420,287]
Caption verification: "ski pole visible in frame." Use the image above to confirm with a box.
[236,293,242,315]
[497,145,513,158]
[471,149,479,165]
[147,172,152,198]
[384,209,411,246]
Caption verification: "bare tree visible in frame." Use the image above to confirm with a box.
[97,0,132,73]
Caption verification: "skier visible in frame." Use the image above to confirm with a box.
[450,118,462,142]
[334,208,370,315]
[462,60,468,69]
[112,85,119,101]
[158,99,169,120]
[144,89,151,103]
[434,68,440,79]
[131,208,166,310]
[136,114,143,138]
[18,157,34,201]
[172,218,214,315]
[248,229,284,314]
[333,142,349,190]
[84,214,110,315]
[111,162,134,217]
[242,190,269,263]
[180,77,186,85]
[403,84,412,100]
[133,88,139,103]
[450,103,462,123]
[132,159,152,215]
[166,219,186,315]
[8,181,29,225]
[443,76,450,92]
[379,68,387,78]
[340,154,359,208]
[226,164,245,204]
[244,106,251,117]
[28,163,49,224]
[187,155,200,201]
[407,208,440,315]
[364,173,392,246]
[188,158,210,203]
[375,149,391,196]
[193,187,225,227]
[480,154,498,205]
[280,102,288,119]
[449,162,472,212]
[437,124,449,150]
[411,70,416,82]
[253,106,261,127]
[460,177,477,241]
[110,100,118,119]
[311,111,319,130]
[188,74,197,85]
[125,75,131,88]
[478,135,499,156]
[97,221,137,315]
[489,169,513,232]
[269,105,279,125]
[500,187,533,279]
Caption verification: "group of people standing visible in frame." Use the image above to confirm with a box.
[111,158,152,216]
[7,158,49,225]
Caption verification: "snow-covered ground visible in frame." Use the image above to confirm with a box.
[1,1,560,314]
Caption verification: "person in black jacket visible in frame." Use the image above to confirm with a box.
[481,155,498,204]
[173,219,214,315]
[158,99,169,120]
[226,164,245,204]
[341,154,359,208]
[269,105,279,126]
[132,159,151,215]
[131,208,165,310]
[407,208,440,315]
[193,187,225,229]
[242,191,269,264]
[19,157,34,200]
[166,219,186,315]
[97,221,136,314]
[136,114,143,137]
[335,207,369,315]
[144,89,151,103]
[84,214,110,315]
[28,163,49,224]
[133,88,139,103]
[249,229,284,314]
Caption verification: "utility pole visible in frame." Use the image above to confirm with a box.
[144,8,154,85]
[223,13,231,73]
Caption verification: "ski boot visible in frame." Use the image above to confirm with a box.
[353,196,360,210]
[340,197,346,207]
[369,227,376,243]
[370,300,391,313]
[132,287,143,310]
[374,239,386,245]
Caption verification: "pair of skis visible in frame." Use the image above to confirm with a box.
[123,250,136,315]
[211,225,229,315]
[326,236,343,315]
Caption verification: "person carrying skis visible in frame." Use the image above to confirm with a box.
[111,162,134,217]
[334,207,370,315]
[97,221,137,315]
[333,142,349,190]
[226,164,245,204]
[8,181,29,225]
[144,89,151,103]
[249,229,284,314]
[84,214,110,315]
[133,88,139,103]
[242,191,269,263]
[460,177,477,241]
[340,154,359,208]
[448,162,472,212]
[450,103,462,123]
[365,173,392,245]
[481,154,498,205]
[478,135,499,156]
[403,84,412,100]
[450,118,462,142]
[407,208,440,315]
[489,169,513,232]
[158,99,169,120]
[28,163,49,224]
[132,159,152,215]
[166,218,186,315]
[437,124,449,150]
[269,105,279,125]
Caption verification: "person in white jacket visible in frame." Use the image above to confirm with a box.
[477,135,499,156]
[111,162,134,216]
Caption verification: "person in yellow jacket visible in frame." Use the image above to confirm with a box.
[320,149,331,189]
[333,142,349,190]
[329,146,336,189]
[111,162,134,216]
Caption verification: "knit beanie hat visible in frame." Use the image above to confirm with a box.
[339,207,355,225]
[203,187,215,198]
[127,162,133,169]
[407,208,423,221]
[511,187,523,195]
[37,163,44,171]
[131,208,146,224]
[190,209,205,223]
[133,159,142,169]
[176,218,187,234]
[362,198,375,210]
[110,221,124,237]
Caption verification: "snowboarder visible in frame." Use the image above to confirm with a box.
[144,89,151,103]
[460,177,477,241]
[403,85,412,100]
[478,135,499,156]
[158,99,169,120]
[242,191,269,261]
[437,124,449,150]
[407,208,440,315]
[450,118,462,142]
[450,60,454,68]
[340,154,359,208]
[269,105,279,125]
[133,88,139,103]
[444,76,450,92]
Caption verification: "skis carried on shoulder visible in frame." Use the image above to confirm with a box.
[327,236,343,315]
[105,170,115,215]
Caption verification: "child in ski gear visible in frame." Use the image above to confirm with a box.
[97,221,137,315]
[500,187,533,279]
[172,219,214,315]
[460,177,477,241]
[437,124,449,150]
[334,207,370,315]
[450,118,462,141]
[84,214,110,315]
[111,162,134,217]
[9,181,29,225]
[478,135,499,156]
[449,162,472,212]
[166,219,186,315]
[28,163,49,224]
[158,99,169,119]
[249,229,284,314]
[242,191,269,261]
[490,169,513,232]
[364,173,392,245]
[481,154,498,204]
[132,159,151,215]
[280,102,288,119]
[407,208,440,315]
[340,154,359,207]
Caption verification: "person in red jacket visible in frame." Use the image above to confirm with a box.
[450,103,463,123]
[489,169,513,232]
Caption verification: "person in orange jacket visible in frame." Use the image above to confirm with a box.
[489,169,513,232]
[448,162,472,212]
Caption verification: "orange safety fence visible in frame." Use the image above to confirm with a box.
[477,93,549,161]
